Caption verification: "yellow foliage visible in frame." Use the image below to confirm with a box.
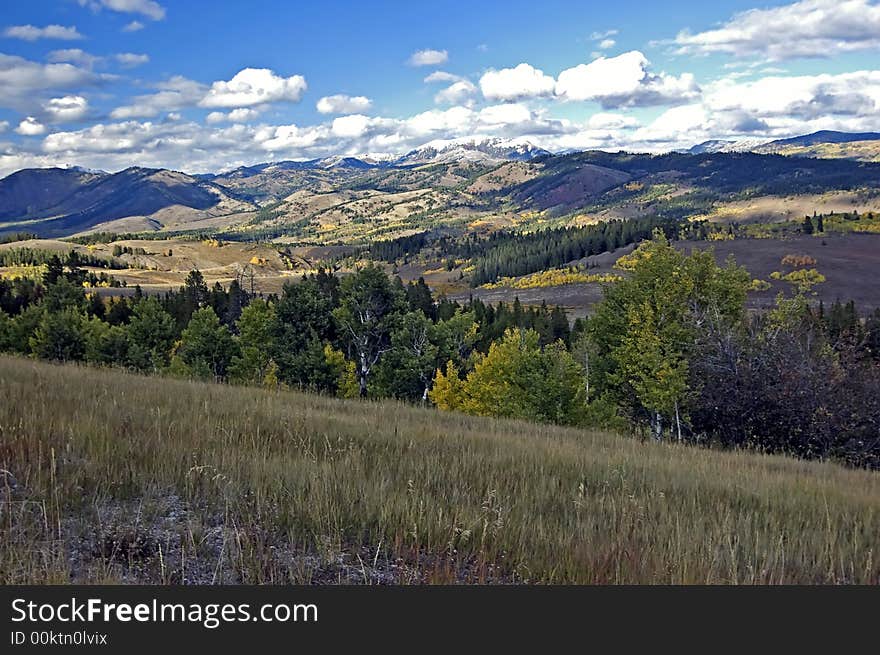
[482,269,620,290]
[428,360,465,411]
[249,256,268,266]
[781,254,817,267]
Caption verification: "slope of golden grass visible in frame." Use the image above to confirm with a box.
[1,356,877,584]
[756,140,880,162]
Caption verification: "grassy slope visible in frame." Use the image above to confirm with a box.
[1,355,878,584]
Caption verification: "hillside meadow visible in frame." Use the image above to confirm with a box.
[0,355,878,584]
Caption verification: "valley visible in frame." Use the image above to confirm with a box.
[3,131,880,315]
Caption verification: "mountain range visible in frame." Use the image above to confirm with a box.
[687,130,880,156]
[2,132,880,239]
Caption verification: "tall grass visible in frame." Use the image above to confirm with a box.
[1,354,877,584]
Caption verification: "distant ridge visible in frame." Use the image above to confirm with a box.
[686,130,880,155]
[765,130,880,147]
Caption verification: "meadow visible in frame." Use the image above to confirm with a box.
[1,355,878,584]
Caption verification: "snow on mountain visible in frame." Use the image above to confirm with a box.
[686,138,772,154]
[396,137,552,165]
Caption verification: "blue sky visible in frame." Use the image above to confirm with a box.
[1,0,880,175]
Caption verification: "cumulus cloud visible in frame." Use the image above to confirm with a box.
[434,80,477,105]
[43,95,90,122]
[479,63,555,101]
[406,106,474,137]
[122,20,145,32]
[110,75,206,118]
[205,108,261,124]
[331,114,374,138]
[46,49,102,68]
[633,104,708,144]
[625,68,880,150]
[16,117,47,136]
[408,49,448,66]
[3,25,84,41]
[0,54,104,112]
[260,123,330,151]
[199,68,307,108]
[79,0,166,21]
[555,51,699,107]
[478,103,533,126]
[705,70,880,121]
[114,53,150,67]
[673,0,880,60]
[316,94,372,114]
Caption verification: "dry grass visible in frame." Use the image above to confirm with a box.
[1,355,878,584]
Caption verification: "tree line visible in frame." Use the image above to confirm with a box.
[2,237,879,468]
[0,248,126,270]
[0,257,573,407]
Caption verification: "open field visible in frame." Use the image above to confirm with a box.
[465,233,880,315]
[0,237,359,296]
[1,356,877,584]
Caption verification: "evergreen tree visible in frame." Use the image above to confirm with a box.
[30,309,88,362]
[126,297,176,371]
[802,215,815,235]
[229,300,275,384]
[170,306,238,380]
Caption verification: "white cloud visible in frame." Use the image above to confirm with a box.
[199,68,307,108]
[114,53,150,67]
[590,29,618,40]
[705,70,880,121]
[46,49,101,68]
[205,108,261,124]
[16,117,47,136]
[406,106,474,137]
[478,103,532,126]
[44,95,89,122]
[434,80,477,105]
[0,120,9,133]
[479,63,555,101]
[408,49,449,66]
[0,54,104,112]
[122,20,145,32]
[598,39,616,50]
[228,108,260,122]
[555,51,699,107]
[316,94,372,114]
[673,0,880,60]
[423,71,462,84]
[3,25,84,41]
[331,114,372,138]
[79,0,166,21]
[587,112,640,129]
[625,68,880,150]
[110,75,206,118]
[261,123,330,151]
[633,104,708,143]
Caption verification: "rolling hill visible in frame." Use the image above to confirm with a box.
[5,132,880,241]
[2,355,877,584]
[0,166,255,237]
